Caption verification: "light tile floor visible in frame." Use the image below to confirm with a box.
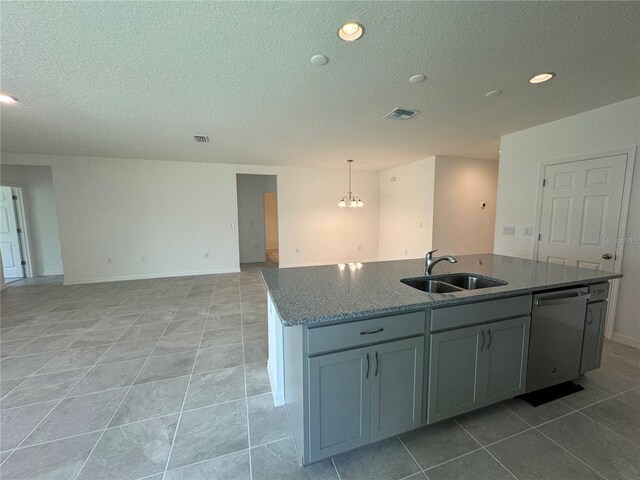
[0,270,638,480]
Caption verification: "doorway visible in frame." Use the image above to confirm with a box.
[0,185,28,283]
[236,174,279,269]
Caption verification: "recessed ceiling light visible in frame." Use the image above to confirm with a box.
[409,74,427,84]
[528,72,556,84]
[338,22,364,42]
[485,89,502,98]
[310,54,329,66]
[0,94,19,104]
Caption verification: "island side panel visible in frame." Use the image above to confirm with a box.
[283,323,307,465]
[267,292,285,405]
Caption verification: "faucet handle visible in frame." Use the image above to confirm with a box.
[426,249,438,259]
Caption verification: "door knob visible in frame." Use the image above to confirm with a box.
[602,253,613,260]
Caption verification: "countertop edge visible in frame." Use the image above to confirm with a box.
[266,273,621,327]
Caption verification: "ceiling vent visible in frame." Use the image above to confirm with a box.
[193,135,209,143]
[384,108,419,120]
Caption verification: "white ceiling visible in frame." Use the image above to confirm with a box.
[1,1,638,171]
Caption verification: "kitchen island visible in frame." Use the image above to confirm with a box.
[260,254,621,465]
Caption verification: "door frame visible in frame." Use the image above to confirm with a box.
[532,147,636,338]
[0,183,33,278]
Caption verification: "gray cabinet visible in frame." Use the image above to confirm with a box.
[308,346,370,460]
[580,301,607,374]
[308,337,423,462]
[427,316,530,423]
[370,337,423,441]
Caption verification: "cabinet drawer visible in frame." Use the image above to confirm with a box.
[307,311,425,355]
[589,283,609,302]
[430,295,532,332]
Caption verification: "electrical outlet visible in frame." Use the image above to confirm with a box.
[523,227,534,237]
[419,222,423,229]
[140,256,145,262]
[405,249,408,256]
[358,246,362,251]
[503,226,515,236]
[107,257,112,264]
[296,248,300,254]
[204,253,209,259]
[390,176,396,183]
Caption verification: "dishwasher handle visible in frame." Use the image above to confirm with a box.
[535,292,590,307]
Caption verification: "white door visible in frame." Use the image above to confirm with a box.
[537,154,627,271]
[0,186,24,279]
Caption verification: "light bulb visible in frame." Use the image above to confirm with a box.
[338,22,364,42]
[338,198,347,208]
[529,72,555,84]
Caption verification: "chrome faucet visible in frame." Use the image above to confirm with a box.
[425,249,458,275]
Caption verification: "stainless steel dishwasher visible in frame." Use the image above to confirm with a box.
[526,287,590,392]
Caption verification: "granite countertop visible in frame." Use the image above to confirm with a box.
[260,254,621,326]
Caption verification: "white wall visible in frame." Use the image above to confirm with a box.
[379,157,436,260]
[0,164,64,276]
[433,157,498,255]
[0,153,380,283]
[495,97,640,346]
[237,174,270,263]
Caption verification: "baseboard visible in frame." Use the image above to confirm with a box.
[38,270,64,276]
[281,258,379,269]
[63,267,241,286]
[612,332,640,349]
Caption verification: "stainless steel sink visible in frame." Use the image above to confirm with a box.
[434,274,507,290]
[400,278,464,293]
[401,273,507,293]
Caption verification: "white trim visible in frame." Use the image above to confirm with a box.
[532,146,637,339]
[11,187,34,278]
[281,258,379,269]
[0,182,34,279]
[62,267,240,285]
[39,270,64,276]
[612,332,640,349]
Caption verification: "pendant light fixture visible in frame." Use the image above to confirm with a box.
[338,159,364,208]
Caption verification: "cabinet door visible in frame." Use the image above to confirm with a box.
[308,346,370,462]
[581,301,607,373]
[480,316,530,405]
[370,337,424,442]
[427,325,482,423]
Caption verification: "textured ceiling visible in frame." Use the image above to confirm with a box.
[1,1,639,171]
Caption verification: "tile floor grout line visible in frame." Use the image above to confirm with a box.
[419,446,485,473]
[238,281,254,480]
[0,301,150,465]
[160,285,217,480]
[161,434,293,478]
[4,388,290,458]
[330,456,343,480]
[533,426,610,480]
[70,292,184,480]
[452,418,521,480]
[396,434,426,475]
[574,409,640,447]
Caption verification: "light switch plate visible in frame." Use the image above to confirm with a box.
[503,226,515,236]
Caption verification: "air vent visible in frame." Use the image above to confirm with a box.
[384,108,419,120]
[193,135,209,143]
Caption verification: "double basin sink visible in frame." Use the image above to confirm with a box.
[401,273,507,293]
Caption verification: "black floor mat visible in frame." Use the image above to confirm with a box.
[518,381,584,407]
